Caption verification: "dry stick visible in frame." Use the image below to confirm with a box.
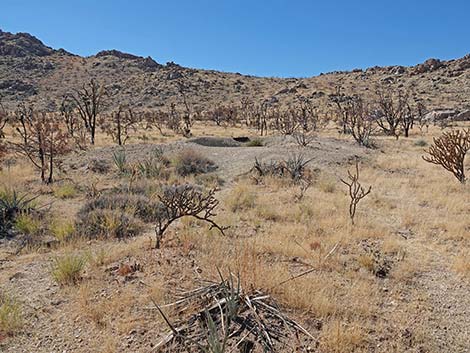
[274,241,340,288]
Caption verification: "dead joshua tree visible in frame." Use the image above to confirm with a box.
[100,105,139,145]
[154,184,226,248]
[67,78,106,145]
[59,96,87,150]
[423,128,470,184]
[329,85,353,135]
[341,160,372,225]
[11,104,70,184]
[375,85,409,139]
[344,96,375,147]
[0,100,8,160]
[0,99,8,138]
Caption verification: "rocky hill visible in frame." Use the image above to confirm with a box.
[1,29,469,112]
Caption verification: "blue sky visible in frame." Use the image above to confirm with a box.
[1,0,469,77]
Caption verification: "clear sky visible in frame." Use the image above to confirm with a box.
[1,0,469,77]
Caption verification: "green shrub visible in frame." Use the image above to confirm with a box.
[51,253,87,285]
[0,292,23,336]
[173,149,217,176]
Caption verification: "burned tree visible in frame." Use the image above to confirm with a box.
[0,100,8,160]
[0,99,8,138]
[329,85,353,134]
[154,184,226,248]
[375,86,409,138]
[10,104,70,184]
[100,105,139,145]
[423,129,470,184]
[60,96,87,150]
[67,79,106,145]
[330,90,374,147]
[341,160,372,225]
[345,96,375,147]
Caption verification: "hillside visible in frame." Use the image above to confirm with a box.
[1,28,470,111]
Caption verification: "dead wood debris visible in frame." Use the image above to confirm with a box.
[153,274,317,352]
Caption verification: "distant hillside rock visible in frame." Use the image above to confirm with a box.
[0,29,54,57]
[413,58,443,74]
[95,49,142,60]
[139,56,160,71]
[0,79,36,96]
[0,29,469,112]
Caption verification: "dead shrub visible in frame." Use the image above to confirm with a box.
[79,192,157,222]
[75,209,143,239]
[251,154,312,184]
[154,184,226,248]
[173,149,217,176]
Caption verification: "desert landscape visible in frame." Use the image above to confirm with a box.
[0,26,469,353]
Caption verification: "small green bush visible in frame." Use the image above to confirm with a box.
[51,253,87,285]
[0,292,23,336]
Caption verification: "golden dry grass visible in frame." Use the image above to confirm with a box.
[0,122,469,352]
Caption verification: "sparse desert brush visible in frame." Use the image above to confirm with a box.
[194,172,225,188]
[53,183,78,199]
[75,208,143,239]
[225,183,256,212]
[51,253,87,285]
[173,149,217,176]
[79,191,156,222]
[0,292,23,336]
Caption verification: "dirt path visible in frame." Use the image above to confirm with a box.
[386,238,470,353]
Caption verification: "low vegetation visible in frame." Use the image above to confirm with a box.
[50,253,87,285]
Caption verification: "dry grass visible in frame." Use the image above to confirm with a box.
[0,123,469,352]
